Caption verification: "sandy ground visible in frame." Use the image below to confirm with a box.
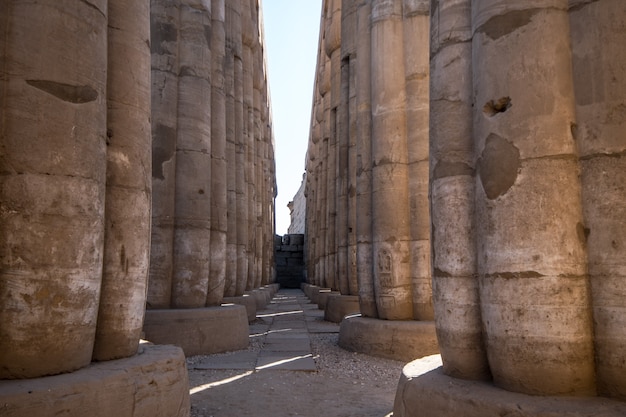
[187,330,405,417]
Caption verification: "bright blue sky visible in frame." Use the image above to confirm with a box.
[262,0,323,235]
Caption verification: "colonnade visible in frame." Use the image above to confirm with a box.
[0,0,276,386]
[148,0,276,311]
[1,0,152,378]
[306,0,432,321]
[430,0,626,399]
[306,0,626,403]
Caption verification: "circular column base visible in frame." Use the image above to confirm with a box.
[393,355,626,417]
[338,315,439,362]
[0,344,190,417]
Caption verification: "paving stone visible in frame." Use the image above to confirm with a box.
[192,351,258,370]
[255,353,317,371]
[263,338,311,352]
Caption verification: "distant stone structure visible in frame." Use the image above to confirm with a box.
[288,173,307,234]
[275,234,306,288]
[1,0,276,415]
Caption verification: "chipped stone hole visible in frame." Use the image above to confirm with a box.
[483,96,511,117]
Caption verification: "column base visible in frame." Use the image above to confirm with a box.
[317,290,339,310]
[0,344,190,417]
[223,294,257,322]
[338,315,438,362]
[143,304,248,356]
[393,355,626,417]
[324,294,360,323]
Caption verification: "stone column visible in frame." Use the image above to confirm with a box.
[0,0,107,378]
[370,0,413,320]
[242,0,255,291]
[207,0,227,306]
[402,0,432,321]
[355,0,377,317]
[94,0,152,360]
[345,2,359,297]
[232,0,248,296]
[170,0,212,308]
[325,0,341,291]
[429,0,489,381]
[319,53,332,289]
[570,0,626,400]
[335,0,350,295]
[473,0,595,395]
[224,0,239,297]
[313,88,326,287]
[253,43,265,289]
[148,0,179,309]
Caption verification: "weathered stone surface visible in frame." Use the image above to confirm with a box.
[94,0,152,361]
[338,316,438,362]
[143,305,249,356]
[0,344,190,417]
[1,0,104,379]
[570,0,626,401]
[223,294,257,323]
[393,356,626,417]
[324,294,360,323]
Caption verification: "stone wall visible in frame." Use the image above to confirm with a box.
[275,234,306,288]
[288,173,307,234]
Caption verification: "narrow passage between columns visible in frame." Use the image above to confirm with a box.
[186,288,406,417]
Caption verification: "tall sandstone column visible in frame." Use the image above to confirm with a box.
[346,3,359,298]
[94,0,152,360]
[232,0,248,296]
[570,0,626,400]
[429,0,489,380]
[253,42,265,289]
[148,0,180,309]
[355,0,377,317]
[370,0,413,320]
[171,0,212,308]
[224,0,239,297]
[241,0,255,292]
[325,0,341,291]
[473,0,595,395]
[335,0,350,295]
[319,52,332,289]
[207,0,227,306]
[0,0,107,378]
[402,0,432,321]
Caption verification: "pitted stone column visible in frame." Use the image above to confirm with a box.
[570,0,626,401]
[345,1,359,297]
[207,0,227,306]
[253,43,265,289]
[403,0,432,321]
[338,0,357,296]
[320,53,332,289]
[94,0,152,360]
[355,0,377,318]
[0,0,107,378]
[171,0,212,308]
[242,0,255,291]
[370,0,413,320]
[325,0,341,292]
[224,0,239,297]
[232,0,247,296]
[429,0,489,381]
[472,0,595,395]
[148,0,179,309]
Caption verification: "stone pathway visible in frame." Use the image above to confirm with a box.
[193,288,339,373]
[187,288,404,417]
